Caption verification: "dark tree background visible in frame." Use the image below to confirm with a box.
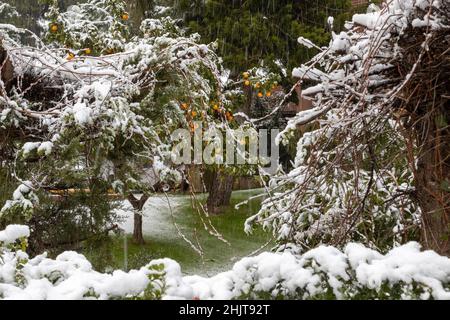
[172,0,357,75]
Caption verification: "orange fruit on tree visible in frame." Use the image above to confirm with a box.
[257,92,263,98]
[213,104,219,111]
[243,72,249,79]
[67,52,75,61]
[191,110,198,117]
[255,82,261,89]
[266,91,272,97]
[84,48,92,55]
[121,13,129,21]
[244,80,251,86]
[50,24,58,33]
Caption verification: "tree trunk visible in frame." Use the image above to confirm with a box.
[415,102,450,256]
[127,193,149,245]
[206,170,234,214]
[0,40,14,94]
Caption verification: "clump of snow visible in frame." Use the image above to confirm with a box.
[0,182,38,217]
[0,225,30,244]
[12,183,31,201]
[352,12,381,30]
[330,32,350,53]
[327,16,334,30]
[22,142,40,155]
[72,102,93,126]
[37,141,53,156]
[297,37,315,49]
[22,141,54,156]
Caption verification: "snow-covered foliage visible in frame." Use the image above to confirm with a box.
[43,0,129,54]
[0,0,229,222]
[246,0,449,252]
[0,2,18,19]
[1,225,449,300]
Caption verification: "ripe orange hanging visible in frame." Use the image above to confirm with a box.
[50,24,58,33]
[191,110,198,117]
[67,53,75,61]
[243,72,249,79]
[257,92,263,98]
[84,48,92,55]
[266,92,272,97]
[121,13,129,21]
[244,80,251,86]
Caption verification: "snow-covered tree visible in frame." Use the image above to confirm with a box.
[246,0,449,255]
[0,0,229,246]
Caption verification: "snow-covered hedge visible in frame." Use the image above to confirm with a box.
[1,225,449,300]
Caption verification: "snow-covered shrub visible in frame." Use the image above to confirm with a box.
[1,225,449,300]
[0,182,39,223]
[226,243,450,300]
[0,225,169,299]
[246,0,449,253]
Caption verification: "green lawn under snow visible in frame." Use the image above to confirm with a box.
[83,189,272,276]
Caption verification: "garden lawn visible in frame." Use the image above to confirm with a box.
[83,189,272,276]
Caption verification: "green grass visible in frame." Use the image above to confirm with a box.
[83,189,272,276]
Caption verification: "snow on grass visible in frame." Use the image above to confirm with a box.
[116,194,187,238]
[84,190,270,277]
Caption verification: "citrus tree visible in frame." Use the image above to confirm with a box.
[0,0,230,247]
